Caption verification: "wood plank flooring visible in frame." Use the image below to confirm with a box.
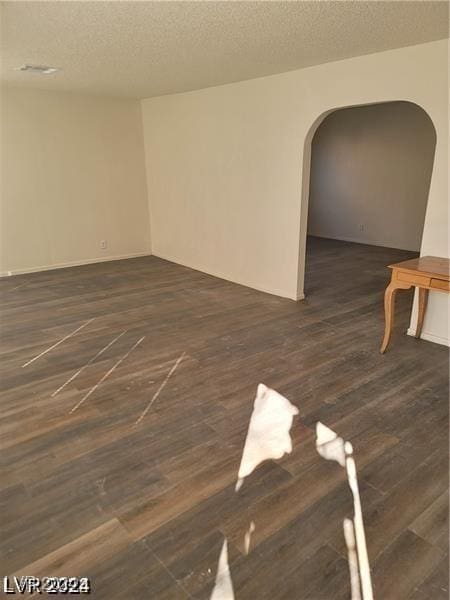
[1,236,448,598]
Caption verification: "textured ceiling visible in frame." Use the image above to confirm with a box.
[1,1,449,99]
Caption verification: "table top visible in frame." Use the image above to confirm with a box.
[388,256,450,280]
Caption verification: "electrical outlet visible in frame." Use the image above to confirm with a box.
[100,240,107,250]
[359,224,365,232]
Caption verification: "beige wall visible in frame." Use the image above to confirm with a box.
[142,39,449,346]
[0,86,151,274]
[307,101,436,252]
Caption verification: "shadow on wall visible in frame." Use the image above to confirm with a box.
[306,101,436,253]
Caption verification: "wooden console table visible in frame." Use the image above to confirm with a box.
[380,256,450,353]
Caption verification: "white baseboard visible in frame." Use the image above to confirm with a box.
[0,251,152,277]
[407,327,450,347]
[2,248,302,300]
[309,234,417,252]
[152,251,296,300]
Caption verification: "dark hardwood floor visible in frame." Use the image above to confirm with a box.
[1,236,448,599]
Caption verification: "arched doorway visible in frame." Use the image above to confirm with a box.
[297,101,436,299]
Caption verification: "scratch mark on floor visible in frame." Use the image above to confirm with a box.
[152,549,197,599]
[69,336,145,413]
[95,477,107,496]
[22,318,95,368]
[134,351,186,425]
[6,282,27,293]
[51,330,127,397]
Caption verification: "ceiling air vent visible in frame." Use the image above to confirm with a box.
[17,64,60,74]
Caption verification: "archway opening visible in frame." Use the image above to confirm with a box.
[299,101,436,313]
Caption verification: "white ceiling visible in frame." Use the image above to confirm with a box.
[1,1,449,99]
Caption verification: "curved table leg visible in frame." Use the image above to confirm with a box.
[415,287,428,339]
[380,281,411,354]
